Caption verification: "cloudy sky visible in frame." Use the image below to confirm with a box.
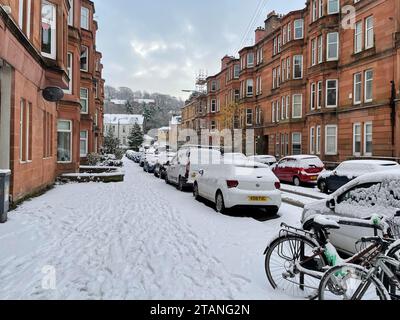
[95,0,305,100]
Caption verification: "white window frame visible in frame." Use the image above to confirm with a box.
[247,52,254,68]
[292,133,302,155]
[57,120,73,164]
[365,16,374,49]
[310,127,316,154]
[353,123,362,156]
[354,72,362,105]
[316,125,321,154]
[211,99,216,113]
[364,70,373,102]
[294,19,304,40]
[68,0,74,26]
[41,1,57,60]
[326,79,338,108]
[364,122,373,156]
[326,32,339,61]
[311,82,316,110]
[292,94,303,119]
[81,6,89,30]
[246,109,253,126]
[80,130,88,157]
[286,95,290,119]
[272,102,275,123]
[80,45,89,72]
[64,52,73,94]
[317,81,323,109]
[80,88,89,114]
[246,79,254,97]
[311,38,317,66]
[293,55,303,79]
[318,35,323,63]
[327,0,340,15]
[355,21,362,53]
[325,125,338,155]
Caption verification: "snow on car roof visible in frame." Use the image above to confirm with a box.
[283,155,321,160]
[341,160,399,165]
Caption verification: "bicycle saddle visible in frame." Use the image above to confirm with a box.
[312,215,340,230]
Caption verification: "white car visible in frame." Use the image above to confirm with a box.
[193,160,282,214]
[165,146,222,191]
[302,171,400,255]
[247,155,277,167]
[222,153,248,163]
[154,151,176,179]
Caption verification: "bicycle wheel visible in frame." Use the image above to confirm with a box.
[319,264,390,300]
[265,235,326,298]
[382,242,400,298]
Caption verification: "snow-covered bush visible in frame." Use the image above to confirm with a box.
[87,153,102,166]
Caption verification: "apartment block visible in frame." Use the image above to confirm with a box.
[183,0,400,163]
[0,0,104,203]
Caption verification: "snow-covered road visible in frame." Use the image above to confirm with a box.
[0,158,303,300]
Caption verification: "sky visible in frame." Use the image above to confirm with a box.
[95,0,305,100]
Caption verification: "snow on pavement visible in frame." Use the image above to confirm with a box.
[0,158,303,300]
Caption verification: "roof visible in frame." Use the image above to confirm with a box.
[134,98,155,104]
[283,155,321,160]
[110,99,127,105]
[104,114,144,125]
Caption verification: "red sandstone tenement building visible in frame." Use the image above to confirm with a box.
[0,0,105,203]
[184,0,400,163]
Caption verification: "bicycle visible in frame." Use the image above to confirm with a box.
[263,212,400,299]
[318,236,400,300]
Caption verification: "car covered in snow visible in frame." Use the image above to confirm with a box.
[193,159,282,214]
[154,151,176,179]
[302,171,400,255]
[143,152,159,173]
[272,155,325,186]
[317,160,400,193]
[247,155,277,167]
[222,153,248,163]
[165,146,221,191]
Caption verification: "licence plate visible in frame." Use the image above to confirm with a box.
[248,196,269,202]
[310,176,317,180]
[191,173,197,178]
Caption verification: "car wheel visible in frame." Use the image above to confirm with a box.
[193,183,200,201]
[215,192,226,214]
[293,176,301,187]
[318,180,328,194]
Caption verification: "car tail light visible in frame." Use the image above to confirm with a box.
[226,180,239,189]
[274,182,281,190]
[185,162,190,179]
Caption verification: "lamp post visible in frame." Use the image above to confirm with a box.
[117,117,129,147]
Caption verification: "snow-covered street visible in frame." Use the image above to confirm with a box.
[0,158,303,300]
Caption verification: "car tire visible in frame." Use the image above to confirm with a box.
[318,180,328,194]
[293,176,301,187]
[193,183,200,201]
[215,192,226,214]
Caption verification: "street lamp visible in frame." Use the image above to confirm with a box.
[117,116,129,147]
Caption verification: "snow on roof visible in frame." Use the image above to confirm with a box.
[110,99,127,105]
[341,160,399,165]
[158,127,170,132]
[104,114,144,125]
[0,169,11,175]
[170,116,182,125]
[284,155,321,160]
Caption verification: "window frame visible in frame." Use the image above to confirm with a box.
[326,79,338,108]
[41,0,57,60]
[80,130,88,158]
[57,120,73,164]
[364,122,373,156]
[325,124,338,155]
[353,122,362,156]
[326,32,339,61]
[80,88,89,114]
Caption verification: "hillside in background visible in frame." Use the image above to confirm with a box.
[104,86,184,131]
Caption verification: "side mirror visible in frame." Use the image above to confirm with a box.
[199,170,204,176]
[395,210,400,218]
[327,198,336,210]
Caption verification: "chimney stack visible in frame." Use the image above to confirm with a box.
[264,11,281,36]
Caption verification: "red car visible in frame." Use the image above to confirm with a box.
[272,155,325,186]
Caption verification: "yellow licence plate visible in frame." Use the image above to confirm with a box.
[248,196,269,202]
[310,176,317,180]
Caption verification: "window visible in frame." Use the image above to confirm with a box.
[318,35,323,63]
[286,57,291,79]
[273,37,277,55]
[353,123,361,156]
[317,81,323,108]
[365,16,374,49]
[365,70,373,102]
[245,109,253,126]
[234,65,240,79]
[326,79,338,107]
[57,120,72,163]
[310,127,315,154]
[325,125,338,155]
[276,134,280,157]
[293,55,303,79]
[355,21,362,53]
[272,69,276,89]
[327,0,339,14]
[310,83,316,110]
[276,101,280,123]
[354,72,362,104]
[272,102,275,123]
[282,26,287,44]
[319,0,324,18]
[210,120,216,131]
[286,96,290,119]
[19,0,32,37]
[292,133,302,155]
[256,76,262,95]
[311,38,317,66]
[364,122,373,156]
[41,1,57,59]
[19,99,31,162]
[80,131,88,157]
[255,107,262,125]
[65,52,73,94]
[282,60,286,82]
[211,80,217,92]
[316,126,321,154]
[81,6,89,30]
[287,22,291,41]
[43,111,53,158]
[211,99,216,113]
[80,88,89,113]
[277,67,281,87]
[327,32,339,61]
[247,53,254,67]
[277,35,281,53]
[294,19,304,39]
[281,97,285,119]
[68,0,74,26]
[246,79,254,96]
[312,0,317,22]
[80,46,89,71]
[292,94,302,118]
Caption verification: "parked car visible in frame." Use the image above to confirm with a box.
[301,171,400,255]
[165,146,222,191]
[140,148,155,168]
[154,151,176,179]
[272,155,325,186]
[317,160,400,193]
[247,155,277,167]
[144,152,158,173]
[222,153,248,163]
[193,160,282,214]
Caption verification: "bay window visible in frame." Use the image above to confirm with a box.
[327,0,339,14]
[294,19,304,39]
[80,46,89,71]
[355,21,362,53]
[327,32,339,61]
[81,6,89,30]
[41,1,57,59]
